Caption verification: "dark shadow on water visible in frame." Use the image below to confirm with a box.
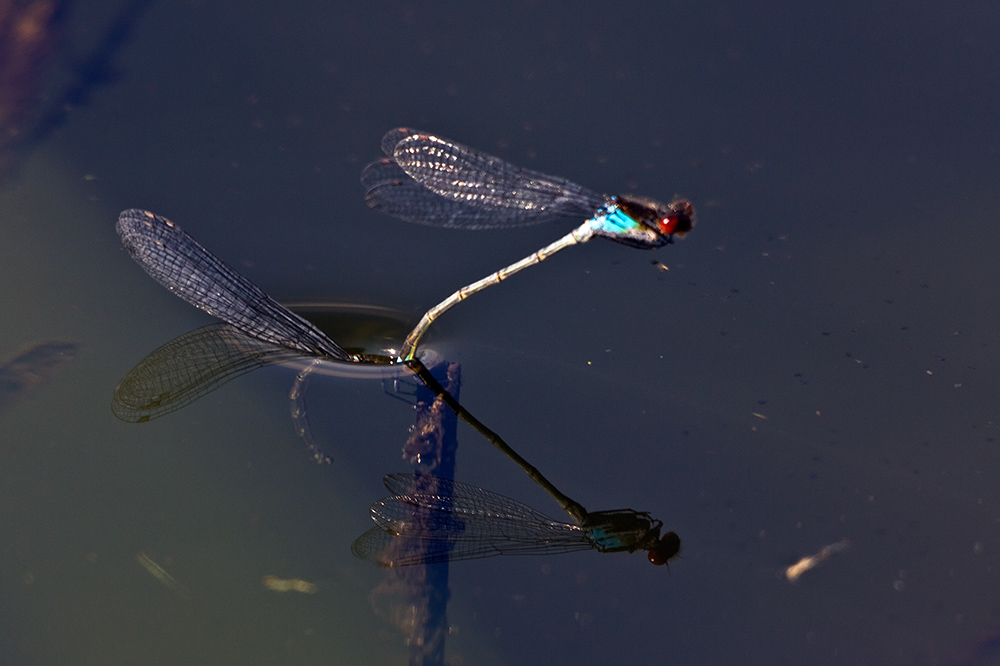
[0,0,154,184]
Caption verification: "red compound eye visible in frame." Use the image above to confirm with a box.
[657,200,694,236]
[657,214,682,235]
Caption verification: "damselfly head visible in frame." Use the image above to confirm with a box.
[658,198,695,237]
[615,195,695,241]
[647,531,681,566]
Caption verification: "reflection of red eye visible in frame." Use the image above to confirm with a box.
[647,531,681,565]
[648,549,669,565]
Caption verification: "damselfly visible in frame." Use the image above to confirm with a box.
[362,128,695,361]
[352,473,681,567]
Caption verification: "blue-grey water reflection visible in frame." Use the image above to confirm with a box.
[2,1,999,664]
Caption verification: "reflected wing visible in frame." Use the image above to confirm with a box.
[112,323,302,422]
[352,526,477,567]
[383,473,565,525]
[352,473,593,567]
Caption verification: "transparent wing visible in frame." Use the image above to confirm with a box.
[117,209,351,360]
[361,128,605,229]
[362,158,545,229]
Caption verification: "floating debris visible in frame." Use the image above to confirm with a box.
[136,551,189,597]
[786,539,850,582]
[0,340,78,414]
[261,574,318,594]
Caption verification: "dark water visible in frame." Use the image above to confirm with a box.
[2,1,999,664]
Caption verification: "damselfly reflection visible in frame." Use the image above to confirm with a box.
[110,321,407,463]
[363,128,695,360]
[114,334,683,568]
[112,323,307,423]
[353,473,680,567]
[355,360,681,568]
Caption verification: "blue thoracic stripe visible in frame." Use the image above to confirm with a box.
[591,205,643,235]
[587,527,630,549]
